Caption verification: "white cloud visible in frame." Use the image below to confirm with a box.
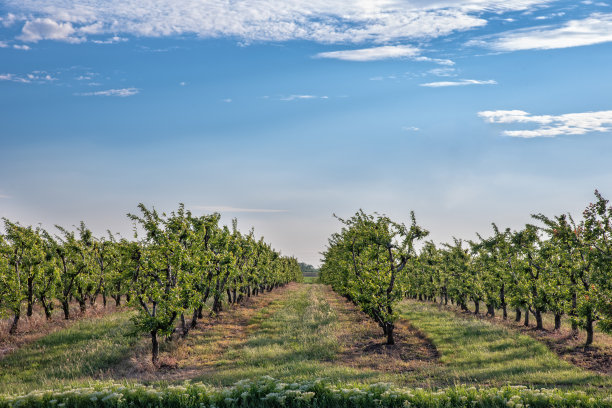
[473,13,612,51]
[402,126,420,131]
[0,71,56,83]
[315,45,420,61]
[428,67,457,76]
[77,87,139,97]
[413,56,456,65]
[279,94,327,101]
[314,45,456,64]
[194,206,287,213]
[0,73,29,83]
[13,44,31,50]
[478,109,612,137]
[420,79,497,87]
[0,194,11,199]
[1,13,18,28]
[222,98,232,103]
[92,35,127,44]
[0,41,7,48]
[18,18,84,43]
[6,0,551,44]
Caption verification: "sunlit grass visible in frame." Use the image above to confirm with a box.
[0,311,137,394]
[397,299,610,389]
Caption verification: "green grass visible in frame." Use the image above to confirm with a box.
[302,276,319,284]
[397,299,611,389]
[0,311,138,395]
[195,284,390,386]
[1,286,610,396]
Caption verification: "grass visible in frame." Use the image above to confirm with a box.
[0,311,138,395]
[1,285,610,396]
[196,284,389,385]
[397,299,611,390]
[302,276,319,284]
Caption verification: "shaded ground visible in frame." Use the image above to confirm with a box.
[321,287,439,374]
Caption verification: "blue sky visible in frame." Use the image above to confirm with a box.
[1,0,612,265]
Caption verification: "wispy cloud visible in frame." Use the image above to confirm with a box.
[278,95,327,101]
[76,87,139,97]
[428,67,457,77]
[402,126,420,131]
[91,36,127,44]
[420,79,497,87]
[315,45,420,61]
[0,194,11,199]
[5,0,550,44]
[0,71,56,83]
[13,44,30,50]
[471,13,612,51]
[478,109,612,137]
[194,206,288,213]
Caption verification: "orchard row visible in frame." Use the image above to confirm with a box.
[0,204,302,365]
[320,191,612,346]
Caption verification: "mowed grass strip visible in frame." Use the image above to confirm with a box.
[0,311,137,395]
[199,284,392,385]
[397,299,611,389]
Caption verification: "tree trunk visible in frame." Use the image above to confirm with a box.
[41,297,53,319]
[585,313,594,346]
[474,300,480,315]
[180,313,189,337]
[9,311,20,334]
[62,300,70,320]
[79,300,87,313]
[114,295,121,307]
[534,309,543,330]
[554,313,562,331]
[500,284,507,320]
[27,278,34,317]
[190,307,200,329]
[515,308,521,322]
[151,330,159,367]
[102,293,107,308]
[385,323,395,345]
[486,304,495,317]
[524,309,530,327]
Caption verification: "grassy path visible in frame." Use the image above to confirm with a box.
[397,299,611,389]
[198,284,374,385]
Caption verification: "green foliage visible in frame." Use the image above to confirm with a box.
[0,203,301,365]
[406,190,612,345]
[320,210,428,344]
[2,377,611,408]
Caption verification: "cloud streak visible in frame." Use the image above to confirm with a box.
[478,109,612,137]
[315,45,420,61]
[472,13,612,51]
[420,79,497,87]
[77,87,139,97]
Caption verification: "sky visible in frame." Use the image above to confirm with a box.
[1,0,611,266]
